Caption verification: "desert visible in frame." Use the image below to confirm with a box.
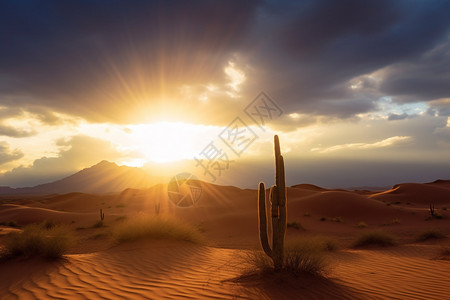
[2,1,450,299]
[1,162,449,299]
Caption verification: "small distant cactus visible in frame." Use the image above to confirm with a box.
[429,204,435,217]
[100,208,105,221]
[155,202,161,216]
[258,135,287,270]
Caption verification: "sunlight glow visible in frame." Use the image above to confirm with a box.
[225,61,246,95]
[127,122,217,163]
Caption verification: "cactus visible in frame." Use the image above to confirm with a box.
[258,135,287,270]
[429,204,435,217]
[155,202,161,216]
[100,208,105,221]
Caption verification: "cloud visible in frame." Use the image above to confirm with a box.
[239,0,450,120]
[0,0,261,124]
[427,99,450,117]
[387,113,419,121]
[0,124,36,137]
[311,136,412,154]
[0,142,23,165]
[0,135,127,187]
[1,1,450,125]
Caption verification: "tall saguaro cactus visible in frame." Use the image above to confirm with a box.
[258,135,287,270]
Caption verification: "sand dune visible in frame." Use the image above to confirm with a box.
[370,182,450,205]
[1,241,449,299]
[289,190,394,220]
[0,204,88,225]
[1,180,449,299]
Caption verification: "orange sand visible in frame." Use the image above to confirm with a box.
[1,180,449,299]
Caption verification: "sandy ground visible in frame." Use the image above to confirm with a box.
[1,180,449,299]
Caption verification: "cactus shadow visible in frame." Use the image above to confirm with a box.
[229,272,365,300]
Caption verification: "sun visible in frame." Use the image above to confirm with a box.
[128,121,214,164]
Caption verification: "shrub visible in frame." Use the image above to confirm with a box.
[440,246,450,256]
[113,215,204,244]
[287,221,303,230]
[93,220,104,228]
[353,231,397,247]
[320,217,327,221]
[303,212,311,217]
[0,221,18,227]
[283,245,328,276]
[242,236,331,277]
[357,222,368,228]
[331,217,344,223]
[417,229,445,242]
[2,222,74,260]
[43,220,56,230]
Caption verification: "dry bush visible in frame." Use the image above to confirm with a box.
[113,215,204,244]
[353,231,397,247]
[1,222,75,260]
[242,236,333,277]
[357,222,368,228]
[417,228,445,242]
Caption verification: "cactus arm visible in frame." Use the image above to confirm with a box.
[258,135,287,270]
[258,182,272,258]
[274,135,281,187]
[270,185,283,270]
[277,155,286,206]
[277,156,287,264]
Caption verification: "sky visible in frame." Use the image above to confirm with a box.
[1,0,450,189]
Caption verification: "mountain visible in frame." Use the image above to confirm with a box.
[0,161,161,195]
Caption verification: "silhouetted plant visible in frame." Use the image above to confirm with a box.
[258,135,287,271]
[417,228,445,242]
[93,220,104,228]
[2,222,74,260]
[428,204,443,219]
[100,208,105,221]
[331,217,344,223]
[357,222,368,228]
[353,231,397,247]
[287,221,303,230]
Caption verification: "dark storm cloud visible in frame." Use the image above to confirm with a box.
[1,0,450,123]
[0,0,261,122]
[379,42,450,103]
[242,0,450,118]
[428,100,450,117]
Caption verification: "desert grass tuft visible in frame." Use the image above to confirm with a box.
[241,236,333,278]
[113,215,204,244]
[287,221,303,230]
[417,228,445,242]
[353,231,397,247]
[440,246,450,256]
[93,220,104,228]
[1,222,75,260]
[0,220,18,227]
[357,222,368,228]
